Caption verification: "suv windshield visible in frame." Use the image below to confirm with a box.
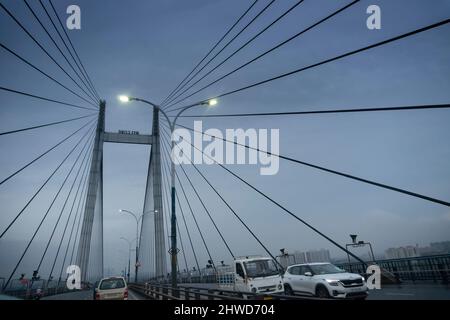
[244,259,279,278]
[309,264,345,275]
[99,278,125,290]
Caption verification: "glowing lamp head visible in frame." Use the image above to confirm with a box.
[207,98,218,106]
[119,95,130,103]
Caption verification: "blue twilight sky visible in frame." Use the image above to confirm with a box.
[1,0,450,277]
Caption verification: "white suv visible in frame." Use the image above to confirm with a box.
[283,263,368,299]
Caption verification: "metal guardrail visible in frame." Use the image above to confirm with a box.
[146,274,217,284]
[130,283,239,300]
[129,283,323,300]
[2,279,92,299]
[145,255,450,286]
[336,254,450,283]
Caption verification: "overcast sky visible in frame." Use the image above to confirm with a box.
[1,0,450,279]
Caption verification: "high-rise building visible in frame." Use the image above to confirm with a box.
[385,241,450,259]
[293,249,331,264]
[385,245,420,259]
[429,241,450,254]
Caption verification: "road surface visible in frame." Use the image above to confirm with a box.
[42,282,450,300]
[42,288,145,300]
[179,282,450,300]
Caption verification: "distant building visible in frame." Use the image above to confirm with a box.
[429,241,450,254]
[418,241,450,256]
[385,241,450,259]
[292,251,306,264]
[385,245,420,259]
[293,249,331,264]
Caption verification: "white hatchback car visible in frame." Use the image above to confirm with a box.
[283,263,368,299]
[94,277,128,300]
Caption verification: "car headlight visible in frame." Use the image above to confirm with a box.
[325,279,339,286]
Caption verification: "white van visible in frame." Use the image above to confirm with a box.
[217,256,284,295]
[94,276,128,300]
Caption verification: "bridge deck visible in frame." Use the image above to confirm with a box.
[179,282,450,300]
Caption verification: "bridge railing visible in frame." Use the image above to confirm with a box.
[336,254,450,283]
[129,283,322,300]
[1,278,92,299]
[145,273,217,285]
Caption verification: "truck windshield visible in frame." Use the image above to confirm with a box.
[244,259,279,278]
[309,263,346,275]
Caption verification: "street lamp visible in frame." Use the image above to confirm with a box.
[119,209,157,282]
[120,237,136,283]
[118,95,130,103]
[118,95,217,290]
[207,98,218,106]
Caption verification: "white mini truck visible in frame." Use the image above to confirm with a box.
[217,256,284,296]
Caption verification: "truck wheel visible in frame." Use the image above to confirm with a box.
[315,285,330,299]
[284,284,294,296]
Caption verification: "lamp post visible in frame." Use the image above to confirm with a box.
[119,209,157,283]
[120,237,136,283]
[345,234,373,272]
[118,95,217,290]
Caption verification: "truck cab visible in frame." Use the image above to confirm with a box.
[218,256,284,295]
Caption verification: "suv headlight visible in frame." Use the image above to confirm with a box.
[325,279,339,286]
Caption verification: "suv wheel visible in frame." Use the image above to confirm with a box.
[284,284,294,296]
[315,285,330,299]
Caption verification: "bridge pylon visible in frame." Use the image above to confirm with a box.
[150,107,166,279]
[75,101,166,283]
[76,100,105,282]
